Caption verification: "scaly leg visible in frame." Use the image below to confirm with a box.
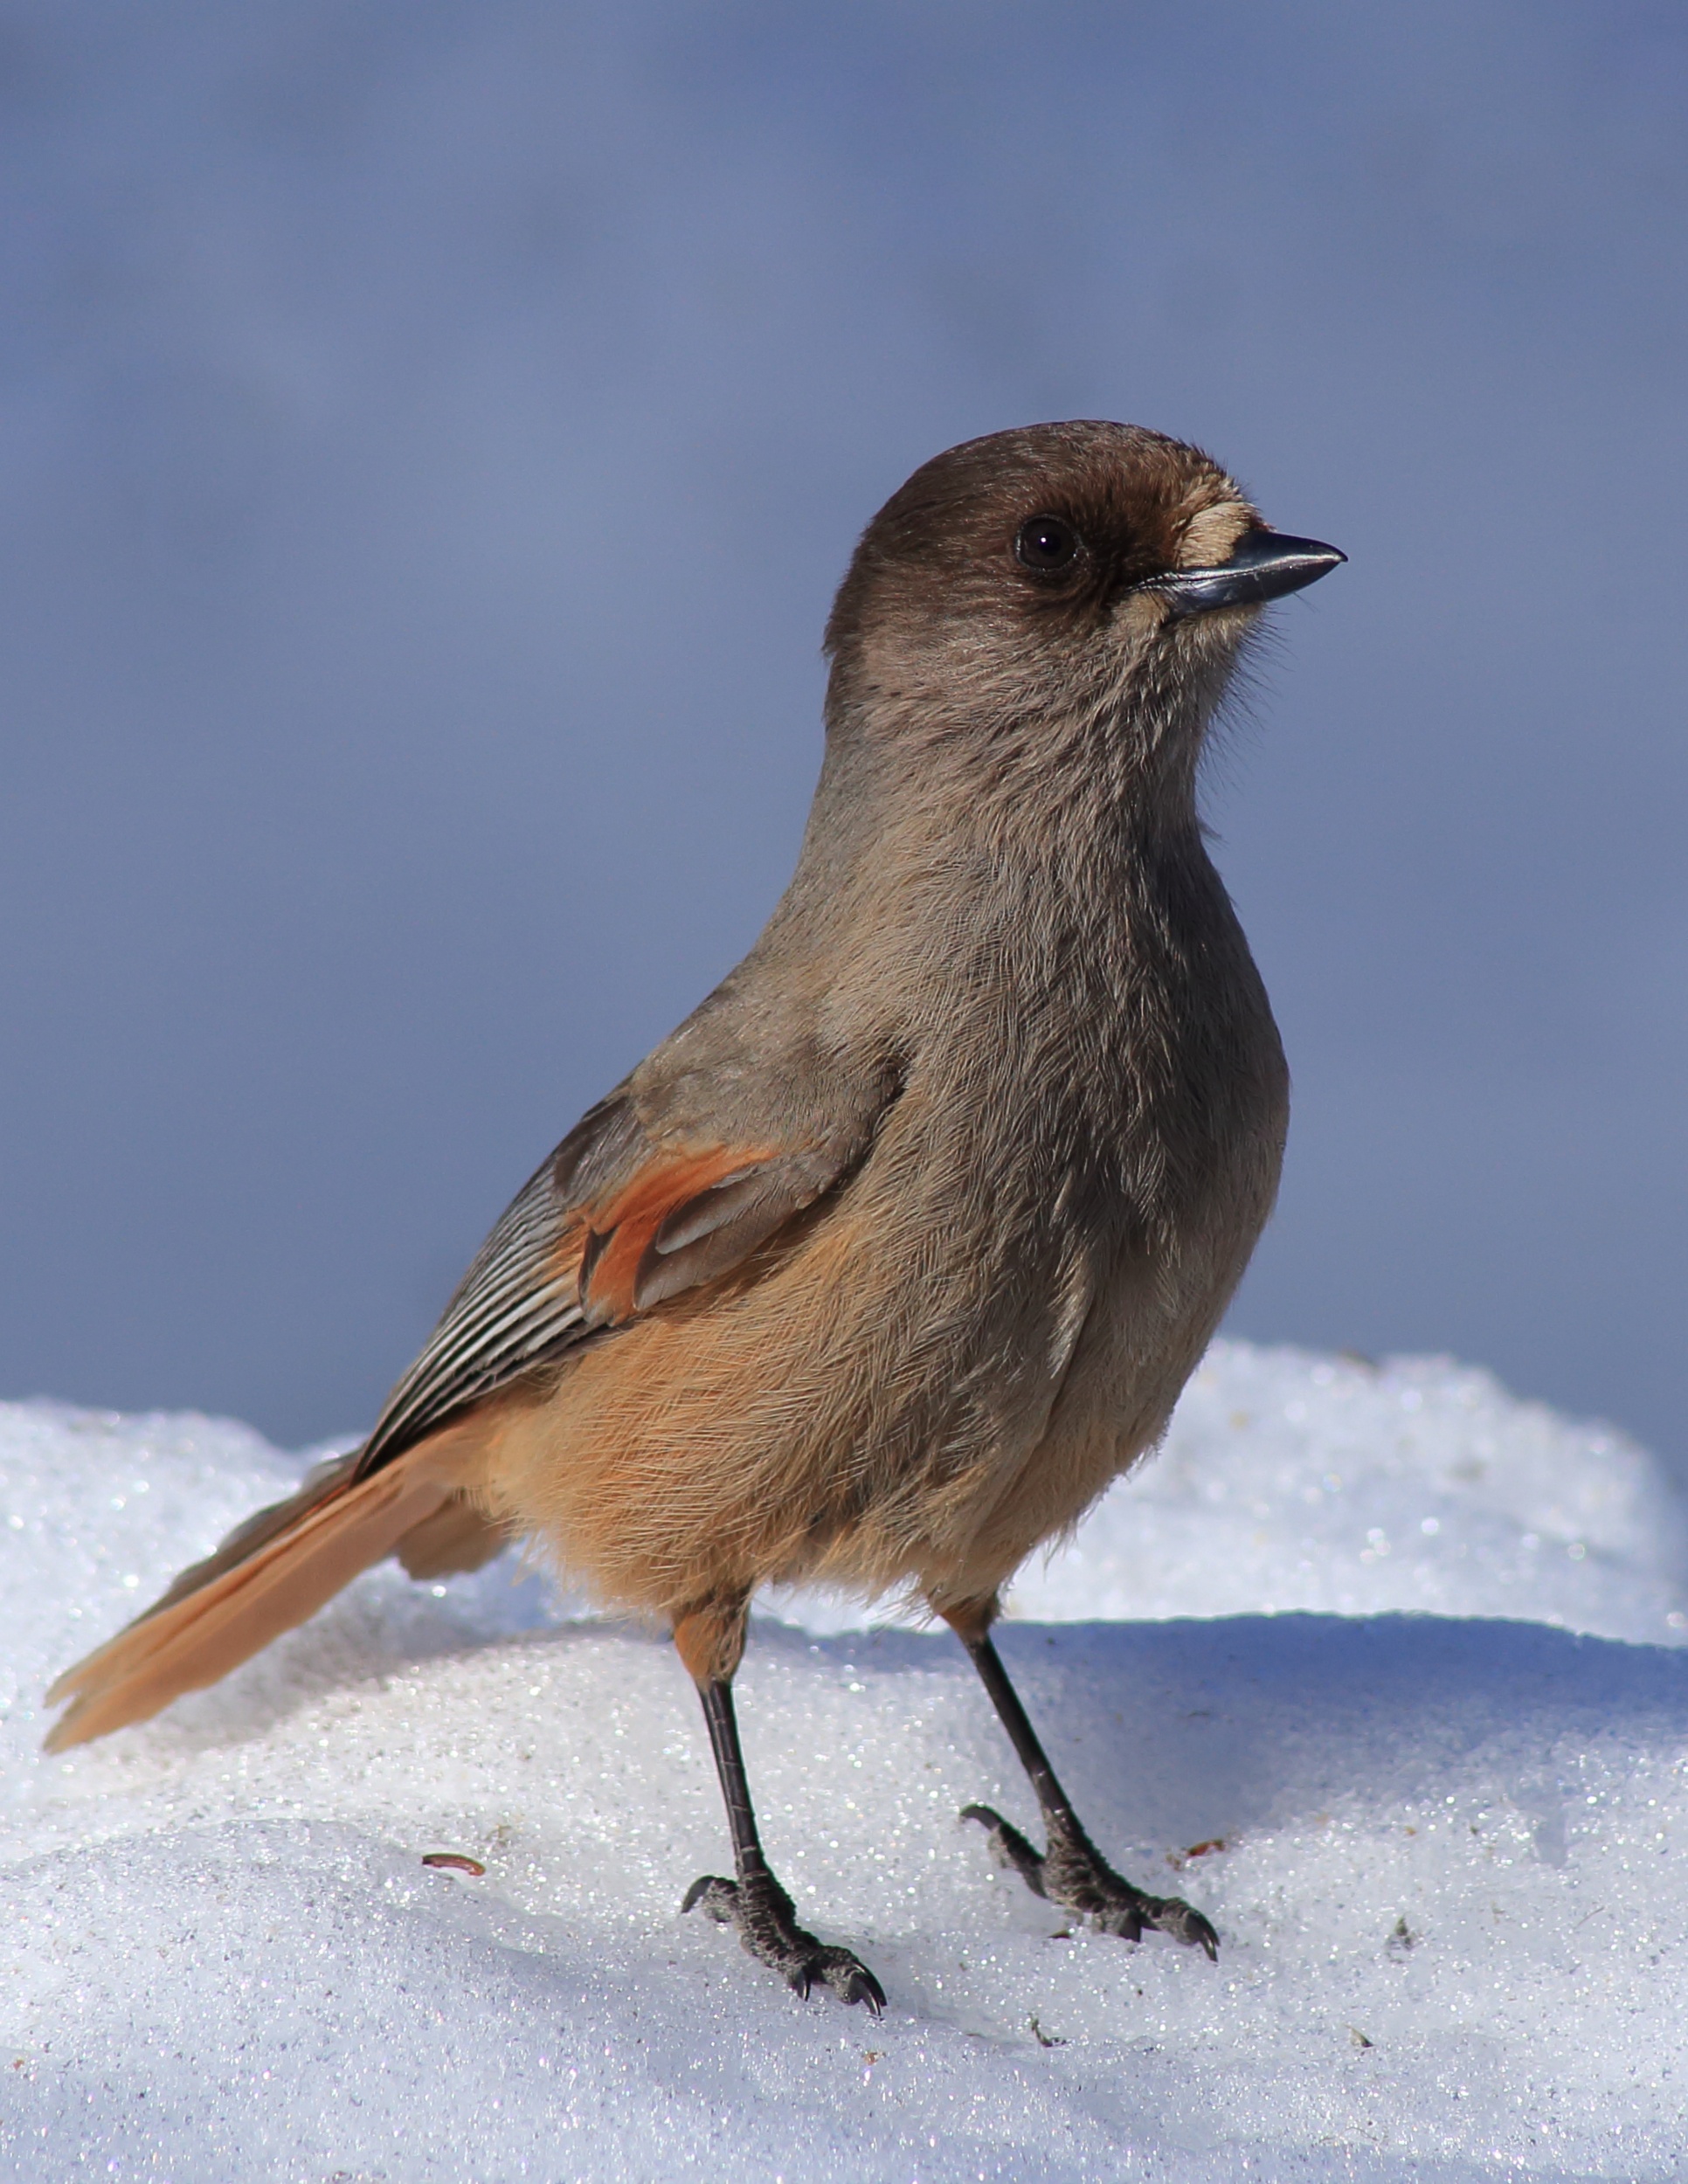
[945,1607,1218,1959]
[677,1605,885,2012]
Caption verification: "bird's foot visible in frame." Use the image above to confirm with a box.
[961,1803,1218,1959]
[682,1865,886,2013]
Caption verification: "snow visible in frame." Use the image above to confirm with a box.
[3,1341,1686,2181]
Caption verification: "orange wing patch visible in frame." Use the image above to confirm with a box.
[564,1145,774,1326]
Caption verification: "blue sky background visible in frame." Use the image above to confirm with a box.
[3,2,1685,1475]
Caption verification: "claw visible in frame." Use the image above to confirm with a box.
[961,1803,1049,1896]
[682,1867,885,2013]
[960,1802,1219,1959]
[681,1873,737,1920]
[841,1964,887,2015]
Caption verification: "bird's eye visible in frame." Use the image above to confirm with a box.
[1013,514,1083,576]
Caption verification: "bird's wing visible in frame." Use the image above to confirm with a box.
[353,1094,861,1478]
[45,1087,889,1747]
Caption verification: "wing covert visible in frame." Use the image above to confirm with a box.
[352,1094,872,1480]
[354,1096,642,1476]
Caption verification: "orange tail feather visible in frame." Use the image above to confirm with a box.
[45,1427,494,1752]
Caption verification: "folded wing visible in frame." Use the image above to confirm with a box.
[45,1091,875,1747]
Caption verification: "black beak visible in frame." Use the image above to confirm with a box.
[1148,528,1346,619]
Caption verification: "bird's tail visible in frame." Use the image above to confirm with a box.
[44,1423,506,1752]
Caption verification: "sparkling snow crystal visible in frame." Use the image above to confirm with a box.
[2,1341,1685,2181]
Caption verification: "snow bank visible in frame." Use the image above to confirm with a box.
[1007,1344,1688,1641]
[3,1342,1686,2181]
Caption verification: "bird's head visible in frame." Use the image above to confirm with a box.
[822,421,1342,811]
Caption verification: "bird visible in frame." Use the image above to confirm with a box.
[45,420,1343,2015]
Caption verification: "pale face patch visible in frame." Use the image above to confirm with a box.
[1177,497,1256,572]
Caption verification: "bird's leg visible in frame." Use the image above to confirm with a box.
[944,1604,1219,1959]
[675,1604,885,2013]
